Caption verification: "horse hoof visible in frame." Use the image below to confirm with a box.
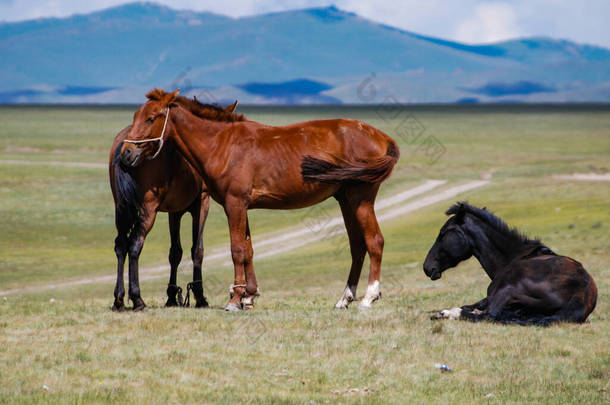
[432,308,461,320]
[165,299,179,308]
[225,302,242,312]
[241,293,258,310]
[195,298,209,308]
[132,298,147,312]
[334,302,349,309]
[358,296,379,310]
[334,296,353,309]
[111,303,125,312]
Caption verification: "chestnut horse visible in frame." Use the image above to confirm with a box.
[423,202,597,326]
[109,98,242,311]
[120,89,400,311]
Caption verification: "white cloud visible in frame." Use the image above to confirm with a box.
[454,2,521,44]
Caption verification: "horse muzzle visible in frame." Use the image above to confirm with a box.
[119,143,143,167]
[423,264,442,280]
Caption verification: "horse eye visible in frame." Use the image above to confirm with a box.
[146,117,154,123]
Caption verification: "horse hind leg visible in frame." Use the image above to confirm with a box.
[127,209,157,311]
[334,192,366,309]
[190,193,210,308]
[343,184,384,310]
[503,295,588,326]
[460,286,569,326]
[113,232,128,311]
[165,211,184,307]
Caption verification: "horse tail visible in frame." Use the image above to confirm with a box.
[301,140,400,184]
[112,142,143,236]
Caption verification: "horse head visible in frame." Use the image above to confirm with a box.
[120,88,180,167]
[423,202,474,280]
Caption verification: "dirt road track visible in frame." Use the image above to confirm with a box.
[0,159,106,169]
[0,168,488,296]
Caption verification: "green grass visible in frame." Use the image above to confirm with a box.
[0,105,608,404]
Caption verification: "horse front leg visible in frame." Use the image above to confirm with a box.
[241,219,259,310]
[431,307,466,320]
[127,210,157,311]
[190,193,210,308]
[166,211,185,307]
[431,297,489,320]
[461,297,489,313]
[224,198,249,311]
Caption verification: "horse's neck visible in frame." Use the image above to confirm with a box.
[465,217,523,280]
[170,108,226,178]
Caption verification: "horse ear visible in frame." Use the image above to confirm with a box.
[446,201,463,216]
[168,88,180,102]
[164,89,180,108]
[225,100,238,113]
[446,201,467,223]
[453,209,466,224]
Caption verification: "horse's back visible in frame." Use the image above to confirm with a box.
[246,118,397,161]
[199,117,399,209]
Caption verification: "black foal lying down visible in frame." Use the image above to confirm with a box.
[423,202,597,326]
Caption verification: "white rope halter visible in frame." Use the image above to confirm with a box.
[123,107,170,160]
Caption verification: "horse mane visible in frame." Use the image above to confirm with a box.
[146,88,246,122]
[175,96,246,122]
[447,201,542,247]
[145,88,166,101]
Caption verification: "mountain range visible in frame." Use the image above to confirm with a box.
[1,2,609,104]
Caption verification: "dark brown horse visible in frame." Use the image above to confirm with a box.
[423,202,598,326]
[119,89,399,311]
[109,98,241,311]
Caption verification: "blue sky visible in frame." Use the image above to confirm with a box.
[1,0,609,48]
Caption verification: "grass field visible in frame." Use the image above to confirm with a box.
[0,104,608,404]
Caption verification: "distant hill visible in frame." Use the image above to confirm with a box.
[1,2,609,104]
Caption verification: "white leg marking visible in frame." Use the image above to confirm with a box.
[241,288,260,309]
[358,280,380,309]
[335,285,357,309]
[242,295,254,307]
[439,307,462,320]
